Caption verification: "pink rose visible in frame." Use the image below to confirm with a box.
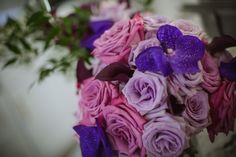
[170,19,207,41]
[92,14,144,64]
[102,96,146,157]
[167,73,203,103]
[200,51,221,93]
[207,79,236,142]
[79,77,119,125]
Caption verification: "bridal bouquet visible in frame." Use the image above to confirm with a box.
[73,13,236,157]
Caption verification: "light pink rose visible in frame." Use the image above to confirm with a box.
[92,14,144,64]
[170,19,208,41]
[91,1,130,22]
[79,77,119,125]
[207,79,236,142]
[200,51,221,93]
[143,16,172,38]
[102,96,146,157]
[128,37,160,67]
[167,73,203,103]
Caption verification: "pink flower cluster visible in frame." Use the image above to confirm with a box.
[76,15,236,157]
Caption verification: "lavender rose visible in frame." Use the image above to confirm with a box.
[167,72,203,103]
[183,91,210,130]
[142,111,189,157]
[122,70,168,115]
[79,77,119,123]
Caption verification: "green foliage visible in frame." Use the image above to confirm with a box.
[0,3,92,82]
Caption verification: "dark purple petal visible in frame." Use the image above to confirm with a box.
[207,35,236,54]
[157,24,182,49]
[95,62,134,82]
[169,95,185,116]
[80,33,102,50]
[170,54,200,74]
[73,123,113,157]
[89,20,113,33]
[175,35,205,61]
[96,120,113,157]
[135,46,172,76]
[73,125,101,157]
[81,20,113,50]
[220,57,236,81]
[76,59,92,86]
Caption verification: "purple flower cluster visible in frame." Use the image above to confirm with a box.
[74,13,236,157]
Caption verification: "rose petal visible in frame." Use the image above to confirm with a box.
[156,24,183,49]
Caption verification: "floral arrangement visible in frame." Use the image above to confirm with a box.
[73,13,236,157]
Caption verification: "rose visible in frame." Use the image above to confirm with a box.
[170,19,207,41]
[167,72,203,103]
[143,16,172,31]
[128,37,160,67]
[142,110,189,157]
[143,16,172,38]
[79,77,119,125]
[91,1,130,22]
[183,91,210,130]
[207,79,236,142]
[200,51,221,93]
[102,96,146,157]
[122,70,168,115]
[92,14,144,64]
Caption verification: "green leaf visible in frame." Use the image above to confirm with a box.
[2,58,17,69]
[19,38,31,50]
[5,42,21,54]
[27,11,44,25]
[6,18,21,30]
[38,68,53,81]
[63,17,73,34]
[27,11,50,27]
[44,27,60,50]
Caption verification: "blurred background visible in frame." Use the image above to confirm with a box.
[0,0,236,157]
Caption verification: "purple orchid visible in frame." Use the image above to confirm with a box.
[220,57,236,81]
[135,24,205,76]
[73,120,113,157]
[80,20,113,50]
